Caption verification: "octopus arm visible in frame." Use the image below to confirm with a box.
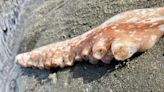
[15,7,164,69]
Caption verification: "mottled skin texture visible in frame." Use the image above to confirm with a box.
[15,7,164,69]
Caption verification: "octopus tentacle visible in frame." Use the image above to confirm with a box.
[15,7,164,69]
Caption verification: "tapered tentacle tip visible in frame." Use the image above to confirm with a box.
[15,53,30,67]
[15,54,22,64]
